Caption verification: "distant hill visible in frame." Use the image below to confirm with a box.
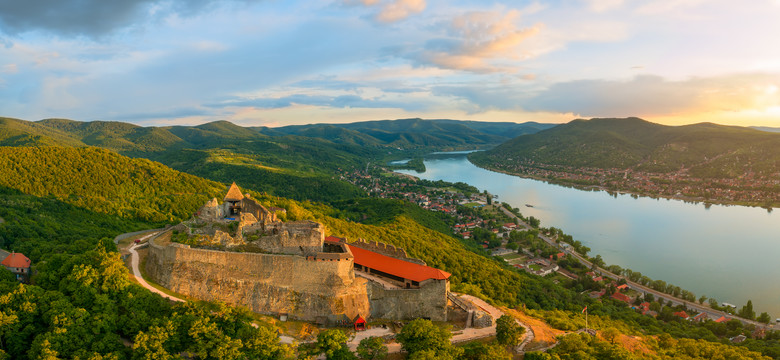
[472,117,780,178]
[0,117,376,202]
[0,116,557,201]
[263,118,557,150]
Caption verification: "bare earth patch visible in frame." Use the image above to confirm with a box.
[502,308,567,349]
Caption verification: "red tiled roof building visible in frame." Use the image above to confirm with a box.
[1,252,31,282]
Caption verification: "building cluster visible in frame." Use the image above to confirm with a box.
[482,160,780,205]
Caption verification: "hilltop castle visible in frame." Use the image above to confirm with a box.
[145,183,451,323]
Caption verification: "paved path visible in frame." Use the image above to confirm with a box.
[127,232,185,302]
[346,327,399,353]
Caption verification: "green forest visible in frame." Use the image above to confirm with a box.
[1,119,780,358]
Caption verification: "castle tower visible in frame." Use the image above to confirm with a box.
[224,182,244,216]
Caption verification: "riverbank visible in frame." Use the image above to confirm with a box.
[397,153,780,318]
[469,160,776,211]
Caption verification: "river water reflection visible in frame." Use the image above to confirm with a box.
[397,153,780,317]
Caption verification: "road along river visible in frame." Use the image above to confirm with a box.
[397,152,780,319]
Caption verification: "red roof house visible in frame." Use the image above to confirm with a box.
[715,316,729,323]
[1,252,31,282]
[674,311,689,319]
[692,312,709,322]
[611,292,632,304]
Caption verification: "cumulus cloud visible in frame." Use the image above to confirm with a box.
[418,10,541,73]
[522,73,780,117]
[0,0,258,38]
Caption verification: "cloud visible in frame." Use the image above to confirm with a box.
[582,0,624,12]
[418,10,541,73]
[0,0,258,38]
[344,0,425,23]
[206,92,430,111]
[522,73,780,117]
[375,0,426,23]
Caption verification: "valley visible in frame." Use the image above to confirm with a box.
[1,117,779,359]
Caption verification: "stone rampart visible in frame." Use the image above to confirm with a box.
[146,230,368,322]
[365,277,449,321]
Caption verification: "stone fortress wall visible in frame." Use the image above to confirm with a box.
[365,276,449,321]
[147,182,452,324]
[146,229,369,322]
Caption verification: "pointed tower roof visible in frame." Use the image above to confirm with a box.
[224,182,244,202]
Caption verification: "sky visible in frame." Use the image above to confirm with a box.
[1,0,780,127]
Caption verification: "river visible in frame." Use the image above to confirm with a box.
[397,153,780,318]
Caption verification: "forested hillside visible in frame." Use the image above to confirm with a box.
[0,147,225,222]
[266,118,556,150]
[473,117,780,176]
[0,117,375,202]
[0,139,778,358]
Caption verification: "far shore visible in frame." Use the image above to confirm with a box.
[468,161,776,212]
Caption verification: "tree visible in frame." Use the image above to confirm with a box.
[496,315,524,347]
[460,342,511,360]
[757,312,772,324]
[396,319,452,356]
[738,300,756,320]
[132,321,177,360]
[601,328,620,345]
[314,329,354,360]
[698,295,707,305]
[356,337,387,360]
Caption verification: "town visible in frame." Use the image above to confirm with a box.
[340,164,780,333]
[478,160,780,209]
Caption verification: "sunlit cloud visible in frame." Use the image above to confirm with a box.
[376,0,426,23]
[0,0,779,126]
[345,0,426,23]
[523,73,780,118]
[418,10,541,73]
